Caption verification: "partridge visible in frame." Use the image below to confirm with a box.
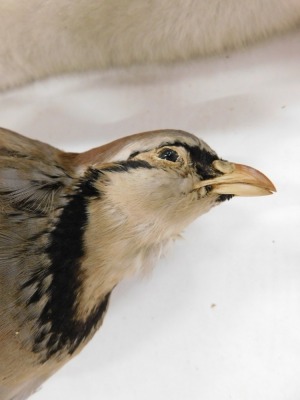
[0,127,275,400]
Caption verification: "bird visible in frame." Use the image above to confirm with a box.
[0,127,275,400]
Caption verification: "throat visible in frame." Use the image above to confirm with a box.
[75,205,175,320]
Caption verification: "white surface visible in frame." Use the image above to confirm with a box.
[0,31,299,400]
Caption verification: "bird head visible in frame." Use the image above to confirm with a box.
[75,129,275,242]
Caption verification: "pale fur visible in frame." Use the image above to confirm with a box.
[0,0,299,90]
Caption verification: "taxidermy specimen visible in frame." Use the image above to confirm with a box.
[0,127,276,399]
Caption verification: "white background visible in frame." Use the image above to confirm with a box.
[0,30,299,400]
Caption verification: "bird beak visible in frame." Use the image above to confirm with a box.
[195,160,276,196]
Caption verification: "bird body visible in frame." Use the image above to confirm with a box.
[0,128,275,400]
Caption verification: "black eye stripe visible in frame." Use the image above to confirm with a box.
[168,142,218,165]
[128,142,218,165]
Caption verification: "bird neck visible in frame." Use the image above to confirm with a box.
[75,195,173,320]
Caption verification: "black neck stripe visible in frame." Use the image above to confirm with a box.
[23,169,111,360]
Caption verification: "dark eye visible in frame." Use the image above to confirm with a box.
[158,148,179,162]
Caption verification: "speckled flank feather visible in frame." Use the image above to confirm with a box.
[0,127,275,400]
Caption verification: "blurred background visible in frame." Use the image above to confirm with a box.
[0,30,299,400]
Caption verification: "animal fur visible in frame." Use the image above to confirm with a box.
[0,0,299,89]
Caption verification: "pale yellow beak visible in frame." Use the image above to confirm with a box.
[195,159,276,197]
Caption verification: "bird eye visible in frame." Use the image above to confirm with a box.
[158,148,179,162]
